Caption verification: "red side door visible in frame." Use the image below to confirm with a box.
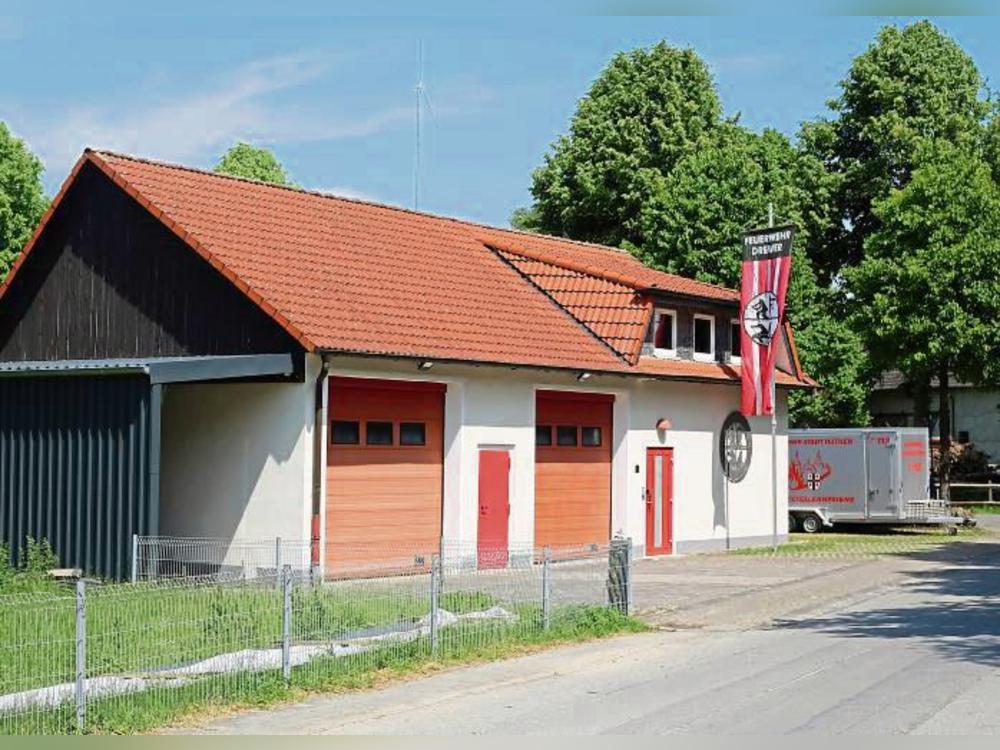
[478,450,510,569]
[645,447,673,555]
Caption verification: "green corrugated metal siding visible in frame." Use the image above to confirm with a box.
[0,375,156,580]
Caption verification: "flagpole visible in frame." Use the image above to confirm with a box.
[768,202,778,551]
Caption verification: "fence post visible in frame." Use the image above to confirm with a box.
[429,554,440,657]
[625,537,633,617]
[130,534,139,583]
[275,537,282,578]
[607,537,629,615]
[541,546,552,630]
[75,579,86,733]
[281,564,292,684]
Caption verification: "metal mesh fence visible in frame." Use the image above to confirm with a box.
[0,538,632,735]
[134,536,312,581]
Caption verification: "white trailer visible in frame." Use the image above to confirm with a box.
[788,427,964,532]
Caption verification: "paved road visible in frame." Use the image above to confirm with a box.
[188,538,1000,735]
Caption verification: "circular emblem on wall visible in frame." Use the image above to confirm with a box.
[743,291,779,346]
[719,411,752,483]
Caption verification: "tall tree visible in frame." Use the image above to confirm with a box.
[634,123,869,426]
[526,42,720,248]
[806,20,989,283]
[0,123,48,282]
[846,141,1000,497]
[214,142,292,185]
[519,41,870,427]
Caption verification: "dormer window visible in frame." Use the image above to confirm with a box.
[652,308,676,357]
[693,314,715,362]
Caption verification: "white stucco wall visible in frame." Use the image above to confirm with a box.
[625,379,787,554]
[324,356,788,558]
[159,354,319,553]
[954,389,1000,461]
[870,386,1000,461]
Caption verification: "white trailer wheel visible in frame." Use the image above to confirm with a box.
[788,513,798,533]
[800,514,822,534]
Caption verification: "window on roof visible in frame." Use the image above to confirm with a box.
[652,309,676,356]
[730,319,742,361]
[365,421,394,446]
[693,315,715,361]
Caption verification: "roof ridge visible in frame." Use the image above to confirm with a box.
[86,147,637,255]
[88,148,740,300]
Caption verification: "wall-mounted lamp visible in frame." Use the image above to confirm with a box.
[417,361,434,371]
[577,372,592,382]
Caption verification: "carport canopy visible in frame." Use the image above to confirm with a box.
[0,353,294,383]
[0,353,295,580]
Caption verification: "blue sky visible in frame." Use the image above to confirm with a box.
[2,8,1000,227]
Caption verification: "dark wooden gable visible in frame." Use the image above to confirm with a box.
[0,161,302,362]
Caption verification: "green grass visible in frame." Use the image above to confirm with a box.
[964,504,1000,515]
[734,525,991,557]
[0,580,451,696]
[0,595,643,735]
[0,573,645,735]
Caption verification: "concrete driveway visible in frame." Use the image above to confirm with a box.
[178,533,1000,735]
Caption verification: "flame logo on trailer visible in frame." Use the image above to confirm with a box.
[789,451,833,491]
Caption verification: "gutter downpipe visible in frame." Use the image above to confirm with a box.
[310,357,330,579]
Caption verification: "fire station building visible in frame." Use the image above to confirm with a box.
[0,150,812,578]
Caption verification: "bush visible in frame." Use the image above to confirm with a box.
[0,537,61,594]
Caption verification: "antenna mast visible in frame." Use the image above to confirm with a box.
[414,40,424,211]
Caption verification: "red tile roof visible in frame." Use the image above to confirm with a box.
[634,356,811,387]
[0,150,811,388]
[494,248,651,363]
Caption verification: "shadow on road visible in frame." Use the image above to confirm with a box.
[776,539,1000,667]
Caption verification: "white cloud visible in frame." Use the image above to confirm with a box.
[20,51,414,182]
[315,185,384,203]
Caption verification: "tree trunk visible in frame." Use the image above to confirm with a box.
[912,374,931,428]
[938,367,952,501]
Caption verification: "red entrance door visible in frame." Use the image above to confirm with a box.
[478,450,510,569]
[645,448,673,555]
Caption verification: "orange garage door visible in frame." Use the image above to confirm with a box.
[326,377,444,571]
[535,390,613,550]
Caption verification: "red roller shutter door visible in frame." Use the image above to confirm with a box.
[535,390,613,549]
[326,377,444,571]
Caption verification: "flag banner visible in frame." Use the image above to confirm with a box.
[740,225,794,417]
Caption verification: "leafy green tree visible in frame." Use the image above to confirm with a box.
[806,20,989,283]
[520,41,869,427]
[527,42,720,248]
[214,142,292,185]
[0,123,48,282]
[634,123,869,426]
[846,141,1000,496]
